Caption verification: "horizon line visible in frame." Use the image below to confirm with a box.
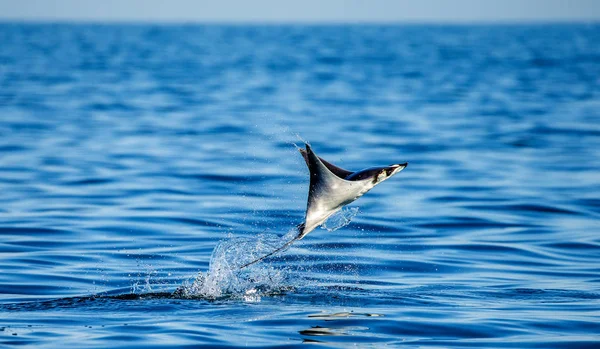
[1,18,599,26]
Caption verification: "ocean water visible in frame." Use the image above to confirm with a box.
[1,23,599,348]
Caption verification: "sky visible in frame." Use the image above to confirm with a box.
[0,0,599,23]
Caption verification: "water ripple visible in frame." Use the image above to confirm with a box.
[1,23,599,348]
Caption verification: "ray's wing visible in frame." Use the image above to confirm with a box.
[300,144,363,239]
[299,148,354,179]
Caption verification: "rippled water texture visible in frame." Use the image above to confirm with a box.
[1,23,599,348]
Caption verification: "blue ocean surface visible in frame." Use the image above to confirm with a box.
[1,23,599,348]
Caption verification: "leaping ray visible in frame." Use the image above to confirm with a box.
[239,143,407,269]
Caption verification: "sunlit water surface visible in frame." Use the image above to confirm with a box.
[1,23,599,348]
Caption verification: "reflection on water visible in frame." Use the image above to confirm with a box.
[301,312,385,344]
[308,311,384,319]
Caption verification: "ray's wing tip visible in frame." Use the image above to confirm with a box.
[303,143,315,158]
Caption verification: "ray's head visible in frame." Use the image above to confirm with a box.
[381,163,408,182]
[346,162,407,184]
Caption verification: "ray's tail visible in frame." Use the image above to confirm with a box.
[238,224,305,269]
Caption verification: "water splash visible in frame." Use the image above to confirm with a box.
[175,228,299,300]
[175,208,360,300]
[130,266,159,294]
[321,207,359,231]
